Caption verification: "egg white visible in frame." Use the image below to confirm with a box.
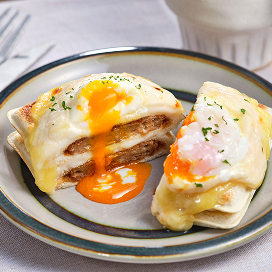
[169,94,249,193]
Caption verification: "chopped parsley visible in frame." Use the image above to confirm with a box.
[205,137,209,141]
[119,77,131,82]
[213,130,219,134]
[241,108,246,114]
[208,116,212,121]
[49,100,57,111]
[66,91,71,94]
[136,84,141,89]
[207,103,213,106]
[195,183,203,188]
[244,99,250,102]
[218,149,224,153]
[214,124,219,127]
[222,159,231,166]
[50,96,55,101]
[233,118,239,121]
[214,101,223,109]
[222,116,227,124]
[62,101,71,110]
[70,95,73,98]
[204,97,206,101]
[202,127,212,136]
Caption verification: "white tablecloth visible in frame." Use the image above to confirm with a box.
[1,1,272,271]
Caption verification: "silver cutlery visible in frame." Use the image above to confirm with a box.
[0,8,31,64]
[0,9,55,91]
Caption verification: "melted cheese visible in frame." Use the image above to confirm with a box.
[155,175,239,231]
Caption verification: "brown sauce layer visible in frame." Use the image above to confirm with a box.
[64,114,170,156]
[63,139,166,182]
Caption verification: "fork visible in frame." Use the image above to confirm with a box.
[0,8,31,64]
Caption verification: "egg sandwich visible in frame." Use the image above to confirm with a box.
[151,82,272,231]
[7,73,185,200]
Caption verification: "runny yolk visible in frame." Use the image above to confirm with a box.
[165,111,211,184]
[75,80,152,204]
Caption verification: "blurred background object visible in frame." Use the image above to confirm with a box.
[165,0,272,70]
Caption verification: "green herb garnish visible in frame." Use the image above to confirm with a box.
[241,108,246,114]
[202,127,212,136]
[222,159,231,165]
[62,101,71,110]
[233,118,239,121]
[214,101,223,109]
[136,84,141,89]
[50,96,55,101]
[195,183,203,188]
[222,116,227,124]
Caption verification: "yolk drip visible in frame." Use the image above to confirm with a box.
[165,111,210,183]
[76,162,152,204]
[76,80,152,204]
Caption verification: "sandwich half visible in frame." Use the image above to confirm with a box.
[151,81,272,231]
[7,73,185,199]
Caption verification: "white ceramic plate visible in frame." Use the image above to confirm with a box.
[1,47,272,263]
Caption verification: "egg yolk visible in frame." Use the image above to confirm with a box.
[165,111,211,184]
[75,80,152,204]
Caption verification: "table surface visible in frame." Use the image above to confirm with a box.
[1,1,272,271]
